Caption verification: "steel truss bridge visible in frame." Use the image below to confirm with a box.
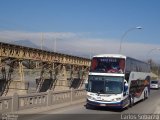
[0,42,91,96]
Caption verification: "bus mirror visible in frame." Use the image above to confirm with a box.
[124,81,128,92]
[123,85,128,96]
[124,85,128,92]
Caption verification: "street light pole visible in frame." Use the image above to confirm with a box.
[53,38,63,53]
[146,48,160,64]
[119,26,142,54]
[54,37,56,52]
[41,32,44,50]
[147,48,160,56]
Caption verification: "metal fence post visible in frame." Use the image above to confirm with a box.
[47,90,52,106]
[12,93,19,112]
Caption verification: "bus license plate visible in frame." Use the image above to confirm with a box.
[100,104,106,106]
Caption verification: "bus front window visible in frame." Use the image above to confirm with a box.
[88,80,105,94]
[105,81,123,94]
[88,76,123,94]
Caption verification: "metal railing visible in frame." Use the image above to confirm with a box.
[0,89,86,113]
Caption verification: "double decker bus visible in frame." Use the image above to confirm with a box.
[86,54,150,109]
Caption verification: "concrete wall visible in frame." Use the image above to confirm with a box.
[0,89,86,113]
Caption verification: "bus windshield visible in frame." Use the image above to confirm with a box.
[151,81,158,84]
[90,57,125,74]
[88,75,123,94]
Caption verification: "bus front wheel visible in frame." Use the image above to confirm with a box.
[144,91,148,100]
[129,95,134,107]
[144,92,146,100]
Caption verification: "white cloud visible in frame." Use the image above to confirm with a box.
[0,30,160,62]
[0,30,77,43]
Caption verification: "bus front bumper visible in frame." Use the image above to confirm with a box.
[87,99,128,109]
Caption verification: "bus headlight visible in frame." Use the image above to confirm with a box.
[87,95,95,100]
[116,98,121,101]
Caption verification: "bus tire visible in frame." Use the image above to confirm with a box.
[129,95,134,107]
[146,91,148,99]
[86,103,94,109]
[143,92,146,100]
[86,103,90,109]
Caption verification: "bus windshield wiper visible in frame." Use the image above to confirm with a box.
[97,89,105,95]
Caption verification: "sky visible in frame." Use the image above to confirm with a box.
[0,0,160,62]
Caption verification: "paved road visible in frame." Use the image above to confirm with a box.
[19,89,160,120]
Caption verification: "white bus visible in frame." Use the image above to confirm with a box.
[86,54,150,109]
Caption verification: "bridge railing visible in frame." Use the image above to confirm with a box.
[0,89,86,113]
[0,96,12,113]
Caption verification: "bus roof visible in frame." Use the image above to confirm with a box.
[93,54,126,59]
[93,54,149,65]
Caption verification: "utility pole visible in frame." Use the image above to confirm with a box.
[41,32,44,50]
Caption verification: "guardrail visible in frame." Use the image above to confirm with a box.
[0,89,86,113]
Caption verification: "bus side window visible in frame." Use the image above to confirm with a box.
[119,59,125,73]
